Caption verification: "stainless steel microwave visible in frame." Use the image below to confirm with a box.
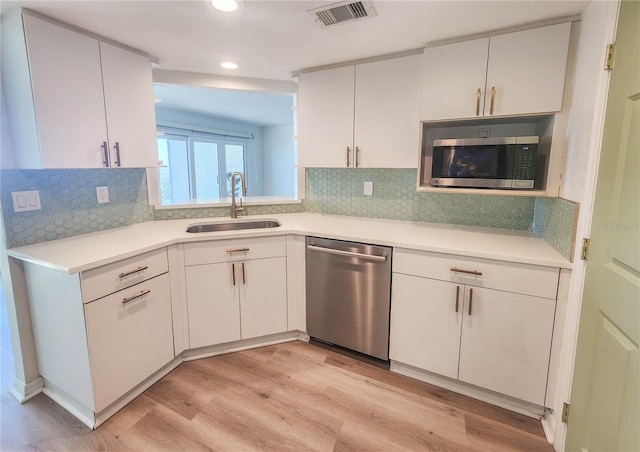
[430,136,539,189]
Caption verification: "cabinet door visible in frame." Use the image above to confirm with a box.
[458,286,555,405]
[389,273,462,379]
[354,55,421,168]
[100,42,158,168]
[23,15,108,168]
[186,263,241,348]
[485,22,571,117]
[85,274,174,412]
[297,66,355,167]
[420,38,489,121]
[239,257,288,339]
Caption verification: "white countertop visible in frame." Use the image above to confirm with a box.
[7,213,572,274]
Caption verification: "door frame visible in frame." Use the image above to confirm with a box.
[550,1,621,450]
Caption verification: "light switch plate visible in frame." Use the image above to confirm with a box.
[96,186,109,204]
[364,181,373,196]
[11,190,41,212]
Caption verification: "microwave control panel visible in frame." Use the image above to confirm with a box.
[513,144,537,181]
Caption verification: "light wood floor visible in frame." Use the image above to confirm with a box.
[1,308,553,452]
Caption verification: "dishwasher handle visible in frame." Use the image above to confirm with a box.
[306,244,387,262]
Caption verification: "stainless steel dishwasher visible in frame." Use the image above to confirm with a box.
[306,236,392,361]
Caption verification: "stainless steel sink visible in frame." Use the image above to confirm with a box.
[186,219,281,233]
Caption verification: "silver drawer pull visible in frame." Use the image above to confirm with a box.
[306,244,387,262]
[450,267,482,276]
[119,266,149,278]
[122,289,150,305]
[226,248,250,254]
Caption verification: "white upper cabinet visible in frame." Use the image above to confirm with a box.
[298,54,421,168]
[485,23,571,117]
[298,65,355,168]
[420,22,571,121]
[100,42,158,168]
[420,38,489,122]
[353,55,422,168]
[1,13,157,168]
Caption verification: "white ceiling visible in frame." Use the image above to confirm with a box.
[1,0,590,126]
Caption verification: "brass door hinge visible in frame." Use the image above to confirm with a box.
[561,402,570,423]
[581,238,590,261]
[604,43,615,71]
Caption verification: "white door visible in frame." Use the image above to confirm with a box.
[185,263,241,348]
[24,15,107,168]
[100,41,158,168]
[239,257,288,339]
[354,55,421,168]
[297,66,355,167]
[389,274,462,379]
[420,38,489,121]
[485,23,571,117]
[458,286,556,405]
[566,1,640,450]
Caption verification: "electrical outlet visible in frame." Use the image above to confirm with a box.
[364,181,373,196]
[96,186,109,204]
[11,190,41,212]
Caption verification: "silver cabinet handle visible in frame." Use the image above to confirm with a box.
[355,146,360,168]
[450,267,482,276]
[306,244,387,261]
[232,263,236,286]
[122,289,150,304]
[455,286,460,313]
[114,142,121,167]
[119,266,148,278]
[242,262,246,284]
[476,88,481,116]
[468,288,474,315]
[226,248,250,254]
[102,141,110,167]
[346,147,351,167]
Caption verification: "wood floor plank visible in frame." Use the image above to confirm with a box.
[325,353,547,438]
[464,412,553,451]
[1,341,553,451]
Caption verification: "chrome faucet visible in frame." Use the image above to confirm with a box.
[230,171,247,219]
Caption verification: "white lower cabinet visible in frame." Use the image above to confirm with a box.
[184,237,288,348]
[457,286,555,405]
[390,249,559,406]
[85,273,174,412]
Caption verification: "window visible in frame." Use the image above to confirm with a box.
[157,129,248,205]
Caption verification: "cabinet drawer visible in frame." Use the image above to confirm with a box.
[84,273,174,412]
[184,236,287,266]
[81,248,168,303]
[393,249,559,299]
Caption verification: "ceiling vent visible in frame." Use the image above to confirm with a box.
[308,1,377,28]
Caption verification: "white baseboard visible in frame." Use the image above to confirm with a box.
[541,409,557,445]
[9,376,43,403]
[42,380,96,429]
[390,361,545,419]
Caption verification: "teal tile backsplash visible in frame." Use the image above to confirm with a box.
[0,167,577,260]
[306,168,536,230]
[534,197,579,260]
[1,169,153,248]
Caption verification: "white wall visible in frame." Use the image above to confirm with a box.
[547,1,620,450]
[155,107,265,196]
[262,124,295,197]
[1,83,16,169]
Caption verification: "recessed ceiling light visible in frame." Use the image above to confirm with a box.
[211,0,238,12]
[221,61,238,70]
